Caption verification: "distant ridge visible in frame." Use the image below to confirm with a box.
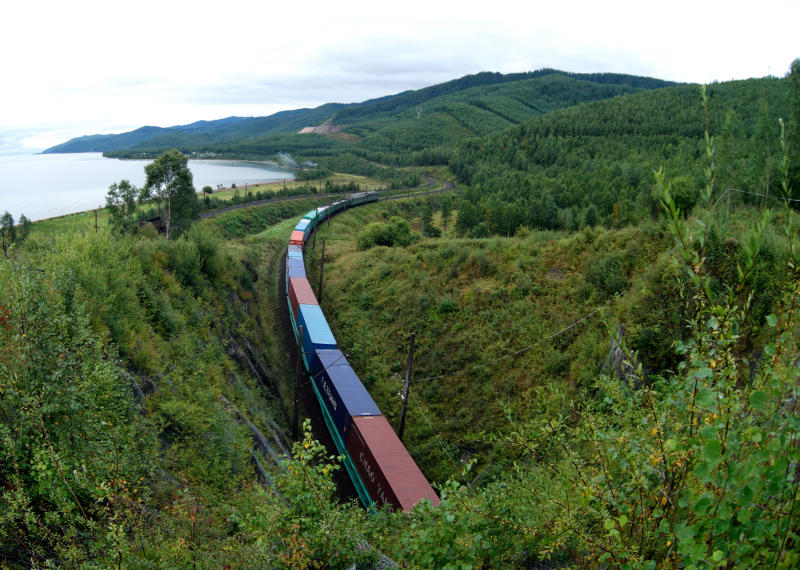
[43,69,678,157]
[42,117,251,154]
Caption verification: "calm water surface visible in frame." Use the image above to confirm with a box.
[0,153,292,221]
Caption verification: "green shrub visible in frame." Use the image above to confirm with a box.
[584,251,627,298]
[437,295,459,314]
[166,237,202,290]
[189,226,228,282]
[357,216,414,250]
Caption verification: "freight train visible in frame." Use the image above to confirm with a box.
[285,191,439,512]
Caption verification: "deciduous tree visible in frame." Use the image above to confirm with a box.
[1,211,14,255]
[106,179,139,235]
[16,214,31,243]
[141,150,198,239]
[788,59,800,196]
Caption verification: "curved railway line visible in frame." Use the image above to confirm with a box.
[198,176,454,220]
[202,177,455,511]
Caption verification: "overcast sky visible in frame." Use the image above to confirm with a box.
[1,0,797,154]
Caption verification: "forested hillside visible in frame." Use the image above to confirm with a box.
[52,70,672,167]
[92,71,675,190]
[450,77,793,236]
[42,117,252,153]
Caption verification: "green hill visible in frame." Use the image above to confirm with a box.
[449,77,793,237]
[41,117,252,153]
[47,69,675,165]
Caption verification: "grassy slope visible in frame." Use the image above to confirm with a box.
[303,191,797,480]
[302,199,675,480]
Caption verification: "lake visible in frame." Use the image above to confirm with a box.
[0,153,293,221]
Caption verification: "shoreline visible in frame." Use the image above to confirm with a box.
[32,177,297,223]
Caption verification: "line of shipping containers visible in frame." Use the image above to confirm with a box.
[286,257,306,293]
[311,348,382,506]
[311,349,381,447]
[288,278,317,322]
[286,194,437,512]
[302,209,318,223]
[303,209,319,231]
[295,218,311,240]
[296,304,336,371]
[284,276,374,507]
[305,347,375,508]
[287,244,303,260]
[284,201,362,503]
[293,303,381,505]
[347,415,440,512]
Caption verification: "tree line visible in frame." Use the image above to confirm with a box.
[0,211,31,255]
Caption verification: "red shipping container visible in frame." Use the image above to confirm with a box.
[288,278,318,321]
[347,415,439,512]
[290,230,305,245]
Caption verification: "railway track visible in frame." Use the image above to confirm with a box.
[202,179,456,510]
[199,176,455,220]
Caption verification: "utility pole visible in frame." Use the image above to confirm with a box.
[292,324,304,439]
[397,333,416,442]
[94,209,98,232]
[312,209,318,251]
[318,239,326,305]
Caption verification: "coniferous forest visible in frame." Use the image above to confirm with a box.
[2,63,800,567]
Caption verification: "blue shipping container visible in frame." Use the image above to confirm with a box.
[286,258,306,290]
[295,220,311,240]
[311,349,381,441]
[297,305,337,363]
[288,245,303,259]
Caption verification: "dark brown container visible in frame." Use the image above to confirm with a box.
[347,415,439,512]
[288,278,318,321]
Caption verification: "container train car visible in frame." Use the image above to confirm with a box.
[284,191,439,512]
